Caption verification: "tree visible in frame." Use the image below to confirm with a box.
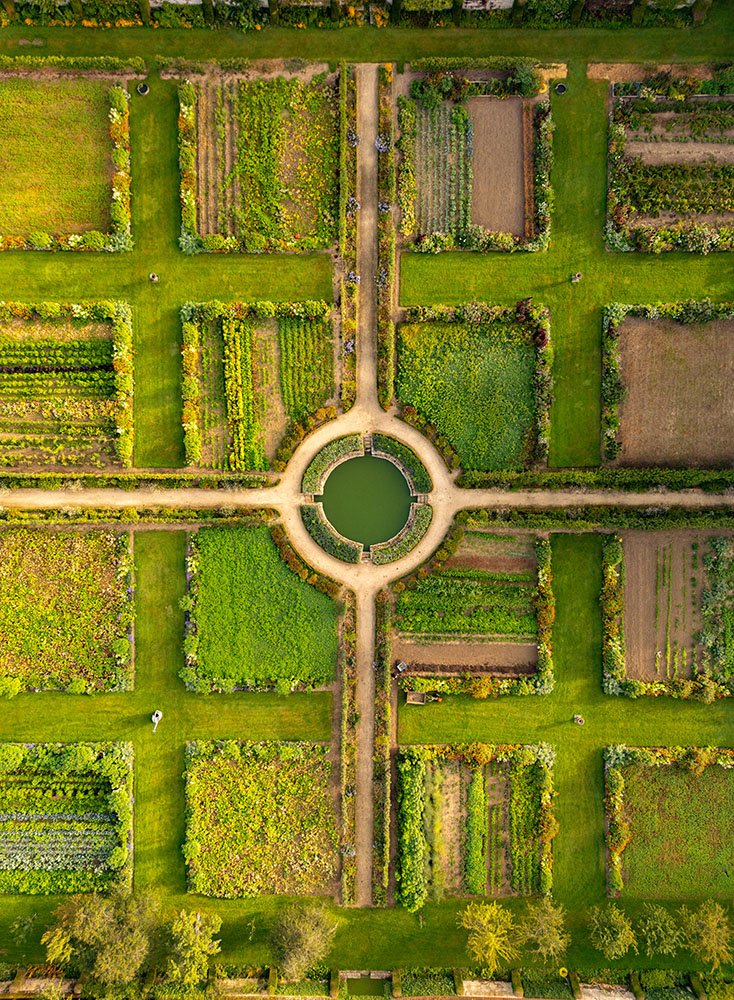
[271,903,338,982]
[637,904,681,958]
[588,905,637,961]
[41,891,160,986]
[520,898,570,964]
[459,902,519,977]
[168,910,222,987]
[679,901,733,972]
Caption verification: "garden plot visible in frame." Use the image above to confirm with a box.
[605,746,734,901]
[396,64,552,252]
[0,742,133,894]
[468,96,526,237]
[0,75,132,251]
[181,525,340,692]
[613,315,734,466]
[184,740,339,898]
[396,744,555,911]
[181,301,336,471]
[181,65,339,252]
[607,84,734,251]
[0,302,134,470]
[396,303,552,473]
[0,528,134,697]
[622,531,711,685]
[393,533,548,697]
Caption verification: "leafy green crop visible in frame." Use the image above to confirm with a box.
[183,526,339,691]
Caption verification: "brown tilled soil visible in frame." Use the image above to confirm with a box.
[437,761,463,894]
[450,529,537,571]
[617,317,734,466]
[468,96,525,237]
[588,64,713,82]
[195,81,219,237]
[251,321,287,463]
[622,531,711,682]
[392,639,537,674]
[625,140,734,165]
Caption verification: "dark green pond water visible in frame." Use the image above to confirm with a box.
[321,456,411,546]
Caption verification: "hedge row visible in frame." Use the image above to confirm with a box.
[458,506,734,532]
[376,64,397,411]
[339,63,358,411]
[339,592,358,904]
[372,591,393,907]
[458,466,734,493]
[301,434,363,494]
[372,434,432,493]
[300,504,362,564]
[371,504,434,566]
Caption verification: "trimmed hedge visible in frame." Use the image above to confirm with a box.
[371,504,433,566]
[300,504,362,564]
[301,434,363,494]
[372,434,432,493]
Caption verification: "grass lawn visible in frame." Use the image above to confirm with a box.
[620,762,734,901]
[0,78,113,235]
[396,318,536,470]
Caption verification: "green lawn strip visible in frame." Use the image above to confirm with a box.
[0,77,112,235]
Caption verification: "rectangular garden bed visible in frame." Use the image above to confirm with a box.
[601,531,733,700]
[181,525,341,692]
[601,301,734,466]
[391,530,554,697]
[396,302,552,473]
[177,63,341,253]
[395,742,555,911]
[0,527,134,696]
[0,301,134,470]
[181,300,338,472]
[184,740,339,897]
[605,745,734,899]
[396,60,553,253]
[0,741,133,894]
[606,68,734,253]
[0,67,134,252]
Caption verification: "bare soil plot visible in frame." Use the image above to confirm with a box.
[625,141,734,165]
[393,639,537,674]
[468,96,525,237]
[616,317,734,466]
[622,531,710,683]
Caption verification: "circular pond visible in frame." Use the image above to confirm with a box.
[321,455,412,546]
